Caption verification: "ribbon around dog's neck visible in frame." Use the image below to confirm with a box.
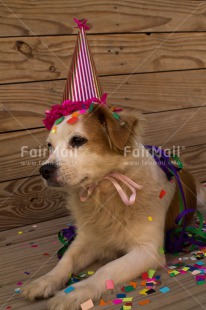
[79,172,143,206]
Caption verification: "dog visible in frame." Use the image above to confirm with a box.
[22,104,206,309]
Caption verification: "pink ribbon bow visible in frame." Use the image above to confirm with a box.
[74,18,90,30]
[79,172,143,206]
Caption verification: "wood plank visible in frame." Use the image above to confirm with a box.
[1,69,206,132]
[0,215,71,247]
[0,217,206,309]
[0,108,206,182]
[2,32,206,84]
[0,175,69,231]
[1,0,206,36]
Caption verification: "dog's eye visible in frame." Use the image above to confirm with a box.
[70,136,87,148]
[47,142,53,152]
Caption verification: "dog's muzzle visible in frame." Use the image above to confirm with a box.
[39,163,57,180]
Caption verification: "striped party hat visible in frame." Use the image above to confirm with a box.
[62,18,103,103]
[43,18,107,130]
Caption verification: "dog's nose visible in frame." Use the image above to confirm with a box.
[39,164,57,180]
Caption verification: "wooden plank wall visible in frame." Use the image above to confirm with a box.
[0,0,206,230]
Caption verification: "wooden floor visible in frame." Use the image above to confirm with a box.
[1,216,206,310]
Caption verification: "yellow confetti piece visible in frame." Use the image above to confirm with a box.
[87,271,94,275]
[139,289,148,295]
[182,267,189,271]
[148,216,153,221]
[123,297,133,302]
[18,231,23,235]
[123,306,131,310]
[51,126,57,133]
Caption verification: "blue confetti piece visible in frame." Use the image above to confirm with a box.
[116,293,126,298]
[196,261,205,266]
[64,286,75,294]
[14,288,21,294]
[159,286,170,293]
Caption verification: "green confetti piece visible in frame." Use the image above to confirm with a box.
[123,285,135,292]
[148,269,155,278]
[113,112,120,119]
[55,116,65,125]
[197,281,205,285]
[159,247,165,255]
[88,102,94,113]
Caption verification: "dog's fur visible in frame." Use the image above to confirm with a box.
[23,105,206,310]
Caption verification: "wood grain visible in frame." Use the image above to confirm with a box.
[0,0,206,36]
[0,216,206,309]
[2,33,206,84]
[0,175,69,231]
[1,69,206,132]
[0,108,206,183]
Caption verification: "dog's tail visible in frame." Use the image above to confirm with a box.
[197,182,206,213]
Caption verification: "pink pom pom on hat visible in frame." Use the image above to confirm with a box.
[43,18,107,130]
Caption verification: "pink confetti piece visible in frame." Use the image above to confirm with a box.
[112,299,122,305]
[81,299,94,310]
[17,282,23,286]
[30,245,38,248]
[106,279,114,290]
[6,306,11,309]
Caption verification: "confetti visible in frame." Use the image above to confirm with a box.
[17,282,23,286]
[99,299,110,306]
[88,103,94,113]
[141,272,148,280]
[30,245,38,248]
[32,225,37,228]
[55,116,65,125]
[87,271,94,275]
[130,281,137,288]
[79,109,87,114]
[139,289,148,295]
[113,112,120,119]
[81,299,94,310]
[117,293,126,298]
[6,307,11,309]
[159,286,170,293]
[123,306,131,310]
[122,285,135,292]
[123,297,133,302]
[148,216,153,222]
[64,286,75,294]
[147,289,156,294]
[18,231,23,235]
[159,189,166,199]
[67,117,78,124]
[138,299,151,306]
[14,288,21,294]
[112,299,122,305]
[51,126,57,133]
[106,279,114,290]
[24,272,30,275]
[43,253,50,256]
[72,111,79,117]
[148,269,155,279]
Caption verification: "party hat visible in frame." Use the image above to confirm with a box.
[43,18,106,130]
[62,18,103,103]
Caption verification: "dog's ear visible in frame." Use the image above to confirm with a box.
[91,105,142,151]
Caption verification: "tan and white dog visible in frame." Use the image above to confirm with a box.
[23,105,205,310]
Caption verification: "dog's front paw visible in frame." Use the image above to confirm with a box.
[48,285,96,310]
[22,274,64,301]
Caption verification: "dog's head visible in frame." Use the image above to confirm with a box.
[40,105,143,188]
